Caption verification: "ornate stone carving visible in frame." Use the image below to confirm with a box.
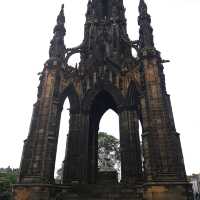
[138,0,155,51]
[49,4,66,61]
[14,1,193,200]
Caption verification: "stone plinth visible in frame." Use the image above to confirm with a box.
[97,170,118,184]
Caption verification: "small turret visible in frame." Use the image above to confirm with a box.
[138,0,155,50]
[49,4,66,61]
[86,0,94,18]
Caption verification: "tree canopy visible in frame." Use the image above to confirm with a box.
[56,132,121,181]
[0,167,18,200]
[98,132,120,172]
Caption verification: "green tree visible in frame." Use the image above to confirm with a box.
[55,167,63,183]
[56,132,121,181]
[0,167,19,200]
[0,179,12,200]
[98,132,120,172]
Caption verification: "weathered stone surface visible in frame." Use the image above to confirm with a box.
[13,184,141,200]
[13,0,193,199]
[97,171,118,184]
[143,182,194,200]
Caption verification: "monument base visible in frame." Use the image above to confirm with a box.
[97,170,118,184]
[13,181,193,200]
[143,182,194,200]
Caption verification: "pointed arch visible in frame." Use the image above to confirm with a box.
[127,81,141,106]
[57,84,81,184]
[59,83,80,112]
[82,81,125,113]
[85,87,122,183]
[127,80,143,126]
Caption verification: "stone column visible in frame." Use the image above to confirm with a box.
[18,64,63,184]
[41,99,62,183]
[87,117,98,184]
[141,57,187,181]
[18,102,39,182]
[62,111,83,184]
[119,107,143,184]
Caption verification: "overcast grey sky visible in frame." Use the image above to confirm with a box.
[0,0,200,175]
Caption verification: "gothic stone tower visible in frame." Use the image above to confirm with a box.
[13,1,193,200]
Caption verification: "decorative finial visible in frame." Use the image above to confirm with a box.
[139,0,147,15]
[57,4,65,25]
[138,0,155,51]
[49,4,66,61]
[86,0,93,18]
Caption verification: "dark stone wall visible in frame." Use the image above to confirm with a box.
[14,1,193,199]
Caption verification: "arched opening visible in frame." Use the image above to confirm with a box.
[98,110,119,139]
[98,109,121,182]
[54,98,70,183]
[139,121,144,172]
[67,53,81,68]
[131,48,138,58]
[87,90,119,183]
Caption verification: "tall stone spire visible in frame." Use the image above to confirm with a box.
[86,0,94,18]
[79,0,133,71]
[49,4,66,61]
[138,0,155,51]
